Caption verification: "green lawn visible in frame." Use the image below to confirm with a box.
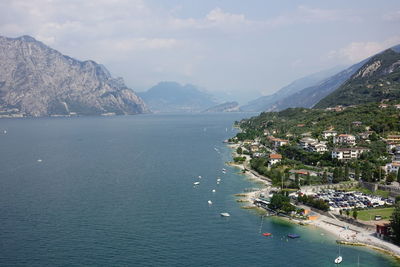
[357,207,394,221]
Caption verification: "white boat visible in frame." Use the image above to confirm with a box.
[334,256,342,264]
[208,200,213,205]
[37,159,43,162]
[198,175,202,179]
[193,182,200,185]
[222,168,226,171]
[217,178,221,182]
[212,189,216,193]
[335,246,342,264]
[217,181,220,185]
[220,212,230,217]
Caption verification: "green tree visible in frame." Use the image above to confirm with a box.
[295,173,300,187]
[306,172,311,185]
[352,209,358,220]
[333,167,340,183]
[339,209,343,216]
[390,203,400,245]
[354,165,360,181]
[397,170,400,183]
[387,172,396,184]
[344,165,349,181]
[345,209,350,217]
[322,171,328,184]
[269,193,290,211]
[236,147,243,154]
[338,167,344,182]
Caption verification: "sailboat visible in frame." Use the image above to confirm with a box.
[334,245,342,264]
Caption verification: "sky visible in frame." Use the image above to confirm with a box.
[1,0,400,103]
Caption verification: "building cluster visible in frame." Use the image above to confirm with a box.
[385,135,400,174]
[299,137,328,153]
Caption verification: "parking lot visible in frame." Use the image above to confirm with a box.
[313,189,394,213]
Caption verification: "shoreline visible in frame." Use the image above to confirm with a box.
[226,143,400,261]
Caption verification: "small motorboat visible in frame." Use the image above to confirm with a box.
[262,233,272,237]
[208,200,213,205]
[212,189,216,193]
[193,182,200,185]
[220,212,230,217]
[334,256,342,264]
[37,159,43,162]
[217,178,221,182]
[216,181,220,185]
[287,234,300,239]
[222,168,226,171]
[198,175,202,179]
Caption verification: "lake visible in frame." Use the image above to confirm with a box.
[0,114,396,266]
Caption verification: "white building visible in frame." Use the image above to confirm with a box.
[334,134,356,146]
[310,143,328,153]
[299,137,317,149]
[269,154,282,165]
[386,162,400,173]
[331,147,369,160]
[322,130,337,139]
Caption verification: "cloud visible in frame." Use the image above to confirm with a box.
[383,10,400,21]
[206,7,246,24]
[265,5,362,28]
[327,36,400,62]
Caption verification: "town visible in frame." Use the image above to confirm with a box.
[229,101,400,257]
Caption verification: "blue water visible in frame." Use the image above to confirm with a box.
[0,114,397,266]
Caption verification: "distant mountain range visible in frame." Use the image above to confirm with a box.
[0,35,148,117]
[242,44,400,112]
[315,45,400,108]
[138,82,218,113]
[241,66,345,112]
[202,101,241,113]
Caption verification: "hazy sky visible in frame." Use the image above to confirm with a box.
[1,0,400,103]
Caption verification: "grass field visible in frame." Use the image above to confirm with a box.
[357,207,394,221]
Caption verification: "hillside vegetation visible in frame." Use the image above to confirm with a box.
[315,48,400,108]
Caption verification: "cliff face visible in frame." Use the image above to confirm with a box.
[0,35,149,117]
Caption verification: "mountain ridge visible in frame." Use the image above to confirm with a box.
[315,46,400,108]
[0,35,148,117]
[138,81,218,113]
[241,66,345,112]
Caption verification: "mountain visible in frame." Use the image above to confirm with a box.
[138,82,217,113]
[314,46,400,108]
[202,101,241,113]
[241,66,345,112]
[271,60,367,111]
[0,35,148,117]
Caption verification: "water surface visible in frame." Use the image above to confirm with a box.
[0,114,396,266]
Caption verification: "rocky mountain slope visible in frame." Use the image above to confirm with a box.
[202,101,241,113]
[271,60,366,111]
[315,46,400,108]
[241,66,344,112]
[138,82,217,113]
[0,35,148,117]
